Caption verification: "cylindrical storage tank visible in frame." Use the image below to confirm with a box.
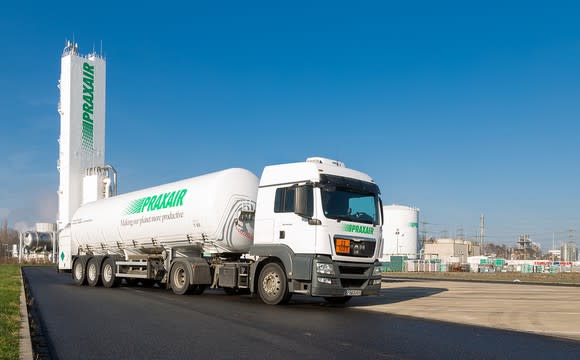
[71,168,259,255]
[382,205,419,259]
[36,223,57,233]
[23,231,54,251]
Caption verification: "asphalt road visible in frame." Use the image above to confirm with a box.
[23,267,580,360]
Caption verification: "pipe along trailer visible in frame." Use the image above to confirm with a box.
[58,157,384,305]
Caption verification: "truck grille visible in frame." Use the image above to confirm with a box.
[336,261,372,289]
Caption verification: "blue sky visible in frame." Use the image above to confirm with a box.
[0,1,578,250]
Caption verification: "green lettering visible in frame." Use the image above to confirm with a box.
[83,84,94,95]
[83,62,94,74]
[165,191,176,207]
[153,195,163,210]
[160,192,171,208]
[83,76,94,89]
[82,103,93,114]
[141,197,151,212]
[147,195,157,211]
[175,189,187,206]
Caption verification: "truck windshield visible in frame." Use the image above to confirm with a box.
[319,174,380,225]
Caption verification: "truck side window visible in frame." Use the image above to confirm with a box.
[274,187,295,213]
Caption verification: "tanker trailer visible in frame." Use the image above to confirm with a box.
[61,168,258,294]
[60,158,384,305]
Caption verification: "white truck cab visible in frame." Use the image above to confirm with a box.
[249,157,383,304]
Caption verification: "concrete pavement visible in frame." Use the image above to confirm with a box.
[357,279,580,341]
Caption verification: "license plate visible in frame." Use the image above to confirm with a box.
[345,289,362,296]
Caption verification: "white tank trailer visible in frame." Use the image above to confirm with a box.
[381,205,419,260]
[59,158,385,305]
[69,168,258,257]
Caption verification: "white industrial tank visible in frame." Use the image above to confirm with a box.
[71,168,259,255]
[382,205,419,259]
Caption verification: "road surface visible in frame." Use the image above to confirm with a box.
[23,267,580,360]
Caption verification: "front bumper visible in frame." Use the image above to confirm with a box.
[310,258,382,297]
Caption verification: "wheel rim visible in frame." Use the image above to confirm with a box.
[74,262,83,280]
[173,267,186,289]
[103,263,113,283]
[262,270,281,297]
[88,263,97,282]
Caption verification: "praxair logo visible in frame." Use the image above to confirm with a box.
[124,189,187,215]
[343,224,374,235]
[81,62,95,151]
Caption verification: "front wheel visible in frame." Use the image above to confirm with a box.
[258,262,291,305]
[170,262,191,295]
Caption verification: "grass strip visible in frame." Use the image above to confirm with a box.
[0,264,21,360]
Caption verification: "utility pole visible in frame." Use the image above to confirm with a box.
[479,214,485,255]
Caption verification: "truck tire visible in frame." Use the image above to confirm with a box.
[72,258,86,286]
[170,262,191,295]
[258,262,291,305]
[86,257,101,287]
[102,258,120,288]
[324,296,352,305]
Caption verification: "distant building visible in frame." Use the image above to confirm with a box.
[561,242,578,262]
[424,238,481,263]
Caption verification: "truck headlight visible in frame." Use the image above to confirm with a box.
[317,277,332,285]
[373,265,382,276]
[316,263,335,275]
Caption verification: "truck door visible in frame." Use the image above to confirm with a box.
[273,185,316,254]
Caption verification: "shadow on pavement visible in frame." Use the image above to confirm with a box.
[344,286,448,307]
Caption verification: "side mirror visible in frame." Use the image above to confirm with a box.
[294,185,313,218]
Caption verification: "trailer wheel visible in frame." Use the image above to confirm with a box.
[324,296,352,305]
[170,262,191,295]
[102,258,120,288]
[72,258,86,286]
[258,262,290,305]
[86,258,101,287]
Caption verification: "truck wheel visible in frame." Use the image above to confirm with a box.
[324,296,352,305]
[86,258,101,287]
[170,262,191,295]
[72,258,86,286]
[258,262,290,305]
[102,258,120,288]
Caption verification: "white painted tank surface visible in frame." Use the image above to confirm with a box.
[71,168,259,256]
[23,232,54,251]
[382,205,419,259]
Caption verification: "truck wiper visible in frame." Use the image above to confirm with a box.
[334,215,352,223]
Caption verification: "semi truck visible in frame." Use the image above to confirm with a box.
[58,157,384,305]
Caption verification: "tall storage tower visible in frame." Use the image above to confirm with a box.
[57,42,106,231]
[382,205,419,260]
